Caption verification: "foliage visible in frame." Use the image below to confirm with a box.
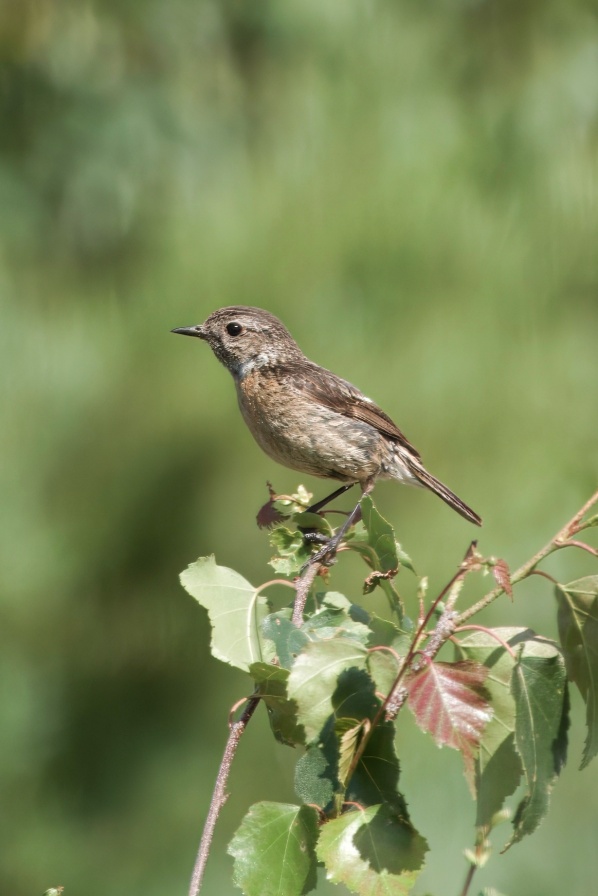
[555,576,598,768]
[180,488,598,896]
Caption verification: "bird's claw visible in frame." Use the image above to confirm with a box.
[300,537,340,573]
[299,529,329,546]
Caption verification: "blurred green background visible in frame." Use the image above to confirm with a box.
[2,1,598,894]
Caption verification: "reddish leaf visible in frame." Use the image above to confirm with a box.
[256,499,287,529]
[256,483,286,529]
[406,660,492,786]
[492,558,513,599]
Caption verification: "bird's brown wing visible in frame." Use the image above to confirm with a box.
[276,361,421,459]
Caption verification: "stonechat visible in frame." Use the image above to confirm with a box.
[173,306,481,560]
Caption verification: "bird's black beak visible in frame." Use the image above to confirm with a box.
[171,325,205,339]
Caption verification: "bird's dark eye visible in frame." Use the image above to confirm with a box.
[226,322,243,337]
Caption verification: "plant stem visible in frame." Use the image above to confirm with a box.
[419,542,478,662]
[292,561,319,626]
[459,861,477,896]
[457,488,598,625]
[188,694,261,896]
[345,543,477,782]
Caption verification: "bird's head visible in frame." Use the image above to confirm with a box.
[172,306,302,378]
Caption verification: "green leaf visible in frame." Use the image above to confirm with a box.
[346,721,407,814]
[460,629,570,849]
[273,484,313,515]
[337,719,367,790]
[330,667,381,792]
[395,544,416,575]
[303,593,371,645]
[287,639,368,742]
[354,496,406,622]
[357,499,415,574]
[295,740,337,810]
[262,611,310,670]
[366,614,407,647]
[317,804,428,896]
[506,637,569,849]
[295,666,391,812]
[295,666,408,817]
[250,662,305,747]
[331,665,380,727]
[262,596,371,670]
[229,802,318,896]
[269,526,313,575]
[180,556,269,671]
[318,591,353,611]
[295,511,333,534]
[360,496,399,573]
[367,649,401,701]
[457,628,526,829]
[555,576,598,768]
[258,484,315,528]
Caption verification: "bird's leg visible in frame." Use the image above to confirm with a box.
[299,483,357,546]
[303,481,374,568]
[306,482,356,515]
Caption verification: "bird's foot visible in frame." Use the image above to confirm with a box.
[298,528,329,547]
[300,534,342,572]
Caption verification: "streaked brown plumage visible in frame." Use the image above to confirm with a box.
[172,306,482,531]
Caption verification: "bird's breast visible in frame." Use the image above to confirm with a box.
[233,369,383,482]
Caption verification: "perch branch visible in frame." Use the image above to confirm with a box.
[188,694,261,896]
[456,489,598,625]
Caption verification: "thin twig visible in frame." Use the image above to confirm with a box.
[255,578,297,598]
[457,489,598,625]
[345,543,478,782]
[528,569,560,586]
[188,544,321,891]
[459,862,477,896]
[419,541,479,663]
[188,694,261,896]
[558,538,598,557]
[292,561,320,627]
[454,624,517,659]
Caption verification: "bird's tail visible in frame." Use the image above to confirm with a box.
[409,462,482,527]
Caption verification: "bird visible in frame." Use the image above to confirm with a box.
[172,306,481,562]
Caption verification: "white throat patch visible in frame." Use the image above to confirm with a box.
[236,351,274,379]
